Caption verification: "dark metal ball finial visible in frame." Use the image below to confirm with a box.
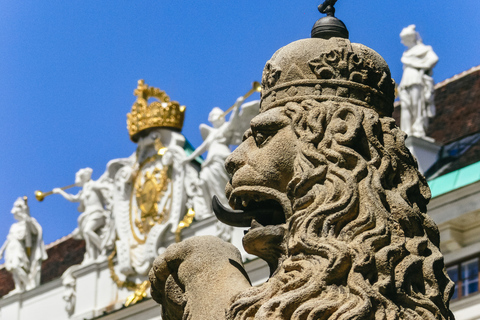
[311,0,349,40]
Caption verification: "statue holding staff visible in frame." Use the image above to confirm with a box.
[0,197,47,294]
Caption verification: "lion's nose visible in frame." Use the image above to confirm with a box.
[225,147,246,175]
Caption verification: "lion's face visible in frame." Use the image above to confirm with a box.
[221,99,454,320]
[218,107,302,269]
[224,107,296,227]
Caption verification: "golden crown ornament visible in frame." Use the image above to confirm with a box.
[127,79,186,142]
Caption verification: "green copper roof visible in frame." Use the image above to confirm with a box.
[428,160,480,198]
[184,139,204,164]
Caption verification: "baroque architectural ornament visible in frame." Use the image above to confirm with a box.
[103,80,213,305]
[127,79,186,141]
[150,3,454,320]
[131,153,171,241]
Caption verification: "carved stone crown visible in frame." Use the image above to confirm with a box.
[127,80,186,142]
[261,37,395,116]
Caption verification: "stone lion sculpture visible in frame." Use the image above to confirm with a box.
[150,36,454,320]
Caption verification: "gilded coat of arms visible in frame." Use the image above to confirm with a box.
[130,151,171,243]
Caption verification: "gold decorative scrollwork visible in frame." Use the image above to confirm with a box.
[108,249,150,307]
[175,208,196,242]
[124,280,150,307]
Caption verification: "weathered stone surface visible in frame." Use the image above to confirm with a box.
[150,36,454,320]
[149,236,251,319]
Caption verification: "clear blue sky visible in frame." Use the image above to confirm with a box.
[1,1,479,255]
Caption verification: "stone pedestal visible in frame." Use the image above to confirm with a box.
[405,136,440,174]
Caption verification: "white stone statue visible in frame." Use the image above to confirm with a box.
[0,197,47,294]
[182,97,260,241]
[183,97,260,209]
[399,24,438,138]
[53,168,114,264]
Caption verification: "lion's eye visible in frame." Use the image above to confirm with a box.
[243,129,252,142]
[252,130,272,147]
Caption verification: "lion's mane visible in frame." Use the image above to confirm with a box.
[227,100,454,320]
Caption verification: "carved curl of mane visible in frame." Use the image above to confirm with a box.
[227,100,454,320]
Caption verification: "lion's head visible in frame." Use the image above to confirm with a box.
[214,37,454,320]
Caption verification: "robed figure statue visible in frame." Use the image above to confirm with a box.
[399,24,438,138]
[0,197,47,295]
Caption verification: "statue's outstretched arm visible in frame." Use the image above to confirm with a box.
[225,96,244,131]
[53,188,81,202]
